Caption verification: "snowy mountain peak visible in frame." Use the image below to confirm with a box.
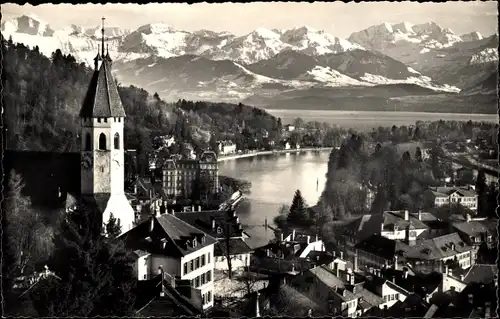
[1,14,54,37]
[412,21,443,35]
[136,23,179,35]
[469,48,499,65]
[461,31,484,42]
[250,28,281,39]
[392,22,414,34]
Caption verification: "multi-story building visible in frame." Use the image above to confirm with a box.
[160,151,219,199]
[120,212,217,310]
[339,210,429,261]
[355,232,475,274]
[174,209,253,273]
[423,186,478,211]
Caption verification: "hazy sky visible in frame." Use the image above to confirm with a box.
[2,2,498,38]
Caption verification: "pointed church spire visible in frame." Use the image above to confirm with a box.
[101,17,105,57]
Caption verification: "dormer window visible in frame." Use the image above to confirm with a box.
[104,118,107,123]
[186,240,191,248]
[217,227,223,235]
[145,236,152,242]
[98,118,101,123]
[201,235,206,244]
[193,238,197,248]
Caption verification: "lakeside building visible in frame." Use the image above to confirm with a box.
[156,151,219,200]
[423,186,478,211]
[217,140,237,155]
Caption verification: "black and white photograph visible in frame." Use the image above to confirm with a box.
[1,1,498,317]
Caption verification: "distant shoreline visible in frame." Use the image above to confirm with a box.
[217,147,333,162]
[264,108,498,116]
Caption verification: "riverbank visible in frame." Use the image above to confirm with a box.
[217,147,334,162]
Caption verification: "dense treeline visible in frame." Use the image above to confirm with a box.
[1,36,282,160]
[318,119,498,222]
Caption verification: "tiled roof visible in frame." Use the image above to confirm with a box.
[428,186,477,197]
[306,266,358,302]
[354,287,385,308]
[121,214,217,257]
[463,264,498,285]
[214,238,253,257]
[356,232,473,262]
[80,60,127,118]
[452,219,498,237]
[344,210,428,240]
[175,209,244,239]
[381,268,442,298]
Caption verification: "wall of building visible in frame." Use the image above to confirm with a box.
[381,228,427,240]
[441,274,467,293]
[299,240,326,258]
[380,283,408,309]
[135,254,152,280]
[214,253,250,271]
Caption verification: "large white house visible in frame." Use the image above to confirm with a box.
[424,186,478,211]
[121,212,217,310]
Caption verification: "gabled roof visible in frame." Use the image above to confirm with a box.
[463,264,498,285]
[356,232,473,261]
[80,60,126,118]
[121,213,217,257]
[175,209,244,239]
[428,186,477,197]
[343,210,428,240]
[452,219,498,237]
[214,238,253,257]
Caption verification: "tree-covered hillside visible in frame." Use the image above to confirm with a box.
[1,36,281,157]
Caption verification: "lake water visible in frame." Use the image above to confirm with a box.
[266,109,498,131]
[219,109,498,247]
[218,151,330,247]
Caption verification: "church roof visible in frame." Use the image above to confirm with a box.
[80,60,126,118]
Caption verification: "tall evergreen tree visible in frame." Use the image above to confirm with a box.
[287,190,309,227]
[29,204,136,317]
[415,147,423,162]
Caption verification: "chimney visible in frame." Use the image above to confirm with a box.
[350,273,355,285]
[280,233,284,241]
[307,235,310,244]
[191,205,194,212]
[445,265,449,275]
[403,269,408,279]
[340,251,344,260]
[292,263,295,272]
[211,217,216,230]
[255,291,261,318]
[418,210,422,221]
[333,251,336,258]
[354,252,359,272]
[467,294,473,305]
[392,276,396,284]
[150,217,154,232]
[134,183,138,195]
[461,274,465,281]
[466,214,471,223]
[315,234,319,242]
[380,222,384,233]
[394,255,398,270]
[158,266,165,297]
[336,266,340,278]
[485,302,491,319]
[156,208,161,217]
[404,210,409,221]
[451,243,455,251]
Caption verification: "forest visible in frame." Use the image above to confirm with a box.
[1,36,282,161]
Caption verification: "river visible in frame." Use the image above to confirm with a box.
[266,109,498,131]
[218,151,330,247]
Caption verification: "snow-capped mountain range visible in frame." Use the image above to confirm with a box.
[2,15,498,105]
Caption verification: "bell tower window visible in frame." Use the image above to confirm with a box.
[85,133,91,151]
[99,133,107,150]
[114,133,120,149]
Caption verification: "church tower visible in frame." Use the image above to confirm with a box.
[79,17,135,234]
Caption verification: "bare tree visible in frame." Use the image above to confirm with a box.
[4,170,54,274]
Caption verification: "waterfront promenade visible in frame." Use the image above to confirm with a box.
[217,147,334,162]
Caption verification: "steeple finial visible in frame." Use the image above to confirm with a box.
[106,43,109,56]
[101,17,105,57]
